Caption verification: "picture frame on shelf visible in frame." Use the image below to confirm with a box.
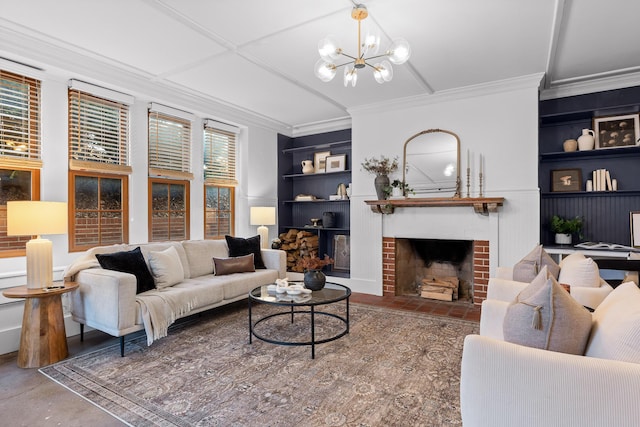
[551,168,582,192]
[631,211,640,248]
[313,151,331,173]
[332,234,350,272]
[325,154,346,173]
[593,113,640,149]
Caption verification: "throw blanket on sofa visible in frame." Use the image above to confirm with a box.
[137,287,199,346]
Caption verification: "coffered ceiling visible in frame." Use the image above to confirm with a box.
[1,0,639,134]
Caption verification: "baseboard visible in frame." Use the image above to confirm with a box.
[0,314,83,356]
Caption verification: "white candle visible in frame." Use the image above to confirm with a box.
[467,149,470,169]
[479,154,483,175]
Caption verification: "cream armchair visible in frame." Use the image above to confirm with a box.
[461,281,640,427]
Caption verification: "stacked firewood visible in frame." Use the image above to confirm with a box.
[278,229,319,272]
[420,276,460,301]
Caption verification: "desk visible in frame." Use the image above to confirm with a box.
[2,282,78,368]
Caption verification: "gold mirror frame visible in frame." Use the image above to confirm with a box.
[402,128,461,198]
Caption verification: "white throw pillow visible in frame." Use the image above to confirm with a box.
[585,282,640,363]
[148,246,185,289]
[558,252,600,288]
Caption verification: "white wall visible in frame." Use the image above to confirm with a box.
[0,58,280,355]
[346,75,543,295]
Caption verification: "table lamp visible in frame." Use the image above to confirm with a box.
[7,201,68,289]
[250,206,276,249]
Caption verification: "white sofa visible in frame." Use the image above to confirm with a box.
[65,240,286,355]
[461,280,640,427]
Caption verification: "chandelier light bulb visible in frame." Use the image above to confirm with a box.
[387,38,411,64]
[318,36,340,62]
[373,60,393,84]
[344,67,358,87]
[314,5,409,87]
[314,59,337,82]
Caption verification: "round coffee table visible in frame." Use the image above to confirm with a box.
[248,282,351,359]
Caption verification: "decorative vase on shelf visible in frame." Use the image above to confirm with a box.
[563,139,578,152]
[555,233,572,245]
[304,269,326,291]
[301,160,314,174]
[322,211,336,228]
[577,129,595,151]
[374,174,390,200]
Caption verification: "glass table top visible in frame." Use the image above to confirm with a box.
[249,282,351,306]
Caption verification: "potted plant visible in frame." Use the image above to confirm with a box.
[296,254,334,291]
[384,179,414,198]
[550,215,583,245]
[361,155,399,200]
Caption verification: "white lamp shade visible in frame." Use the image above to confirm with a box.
[7,201,68,236]
[250,207,276,226]
[7,201,67,289]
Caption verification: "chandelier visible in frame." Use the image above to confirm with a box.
[314,3,411,87]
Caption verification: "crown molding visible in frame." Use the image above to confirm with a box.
[0,22,290,135]
[347,73,545,117]
[290,116,352,138]
[540,70,640,100]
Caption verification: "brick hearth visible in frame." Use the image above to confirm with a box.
[382,237,490,306]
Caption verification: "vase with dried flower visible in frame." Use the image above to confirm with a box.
[361,155,399,200]
[296,254,334,291]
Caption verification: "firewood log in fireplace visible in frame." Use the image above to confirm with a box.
[420,276,460,301]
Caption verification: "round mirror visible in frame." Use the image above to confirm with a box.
[402,129,461,198]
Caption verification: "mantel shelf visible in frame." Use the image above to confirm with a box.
[364,197,505,215]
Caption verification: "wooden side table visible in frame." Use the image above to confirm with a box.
[2,282,78,368]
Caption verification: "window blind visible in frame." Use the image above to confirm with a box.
[203,123,237,186]
[0,69,42,169]
[148,111,193,180]
[68,89,131,174]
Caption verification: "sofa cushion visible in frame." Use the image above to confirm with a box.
[96,247,156,294]
[558,252,600,288]
[512,245,560,282]
[138,241,190,280]
[585,282,640,363]
[148,246,185,289]
[225,235,266,269]
[181,240,229,278]
[503,266,592,355]
[213,254,255,276]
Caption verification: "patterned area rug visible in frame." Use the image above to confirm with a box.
[41,302,478,426]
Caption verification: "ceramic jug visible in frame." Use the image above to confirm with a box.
[301,160,314,174]
[578,129,595,151]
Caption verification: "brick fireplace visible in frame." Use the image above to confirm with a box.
[382,237,490,306]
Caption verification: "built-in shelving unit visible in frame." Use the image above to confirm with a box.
[277,129,352,277]
[539,85,640,246]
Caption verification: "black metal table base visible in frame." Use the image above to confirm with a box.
[249,298,349,359]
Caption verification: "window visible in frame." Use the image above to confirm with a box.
[149,178,189,242]
[205,185,234,239]
[68,86,131,251]
[148,105,193,241]
[69,172,128,251]
[203,121,238,239]
[0,69,41,257]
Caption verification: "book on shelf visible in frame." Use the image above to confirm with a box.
[574,241,640,252]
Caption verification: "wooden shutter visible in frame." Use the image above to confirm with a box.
[68,89,131,174]
[148,111,193,180]
[0,69,42,169]
[203,122,237,186]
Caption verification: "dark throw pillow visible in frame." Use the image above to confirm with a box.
[225,235,266,269]
[96,247,156,294]
[213,254,256,276]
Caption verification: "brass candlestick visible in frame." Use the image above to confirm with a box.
[479,172,484,198]
[466,167,471,198]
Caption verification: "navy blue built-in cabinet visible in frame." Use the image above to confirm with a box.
[539,86,640,246]
[277,129,352,277]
